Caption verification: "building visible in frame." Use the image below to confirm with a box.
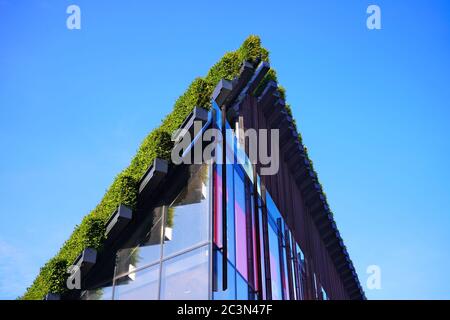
[49,59,365,301]
[26,37,364,301]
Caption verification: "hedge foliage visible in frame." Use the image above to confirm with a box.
[21,35,273,300]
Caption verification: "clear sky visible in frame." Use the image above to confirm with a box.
[1,0,449,300]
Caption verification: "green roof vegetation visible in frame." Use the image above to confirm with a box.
[22,35,278,300]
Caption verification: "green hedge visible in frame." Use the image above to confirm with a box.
[21,35,272,300]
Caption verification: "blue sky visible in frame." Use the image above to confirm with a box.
[1,0,449,300]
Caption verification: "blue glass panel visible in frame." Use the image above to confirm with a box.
[114,264,159,300]
[266,192,282,228]
[236,272,251,300]
[226,163,236,265]
[163,165,210,258]
[115,207,163,277]
[160,246,209,300]
[268,220,283,300]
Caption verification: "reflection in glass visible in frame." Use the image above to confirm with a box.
[236,272,252,300]
[113,264,159,300]
[213,141,236,265]
[213,165,223,247]
[266,192,282,225]
[163,165,209,258]
[234,169,248,280]
[226,164,236,265]
[80,285,113,300]
[268,219,283,300]
[115,206,163,277]
[160,246,209,300]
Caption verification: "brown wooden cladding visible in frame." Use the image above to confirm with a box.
[239,95,350,300]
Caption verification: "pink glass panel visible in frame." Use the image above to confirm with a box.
[213,169,222,248]
[234,199,247,280]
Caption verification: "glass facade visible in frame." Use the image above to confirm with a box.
[81,103,325,300]
[210,103,312,300]
[82,164,211,300]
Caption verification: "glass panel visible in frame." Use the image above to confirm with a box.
[225,119,236,165]
[160,245,209,300]
[213,164,223,247]
[212,101,253,185]
[268,219,283,300]
[266,192,282,226]
[213,160,236,267]
[213,101,222,130]
[80,285,113,300]
[236,272,251,300]
[163,165,209,258]
[115,206,163,277]
[234,168,248,280]
[213,248,236,300]
[113,264,159,300]
[226,164,236,265]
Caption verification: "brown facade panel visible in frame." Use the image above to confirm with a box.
[240,95,350,299]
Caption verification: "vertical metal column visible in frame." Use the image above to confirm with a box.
[221,105,228,291]
[252,167,263,299]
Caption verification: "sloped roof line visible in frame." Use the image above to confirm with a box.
[211,62,366,300]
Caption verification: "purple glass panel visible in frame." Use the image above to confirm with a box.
[234,171,248,280]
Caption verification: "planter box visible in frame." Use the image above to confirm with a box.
[105,204,133,241]
[139,158,169,196]
[258,80,278,113]
[212,79,233,106]
[172,107,209,144]
[247,61,270,95]
[227,61,254,108]
[73,248,97,279]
